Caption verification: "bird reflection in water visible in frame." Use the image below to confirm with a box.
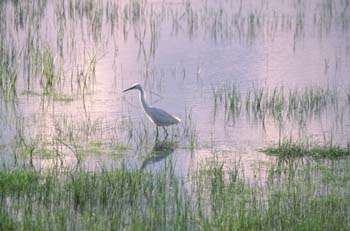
[140,140,177,170]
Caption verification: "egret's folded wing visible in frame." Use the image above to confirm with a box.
[148,107,181,126]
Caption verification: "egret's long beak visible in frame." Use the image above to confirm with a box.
[123,86,135,93]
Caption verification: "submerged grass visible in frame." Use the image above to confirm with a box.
[109,142,130,157]
[1,157,350,230]
[40,46,61,94]
[212,84,343,125]
[21,89,73,102]
[263,140,350,159]
[52,92,74,102]
[0,41,18,101]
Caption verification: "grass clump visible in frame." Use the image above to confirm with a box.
[0,165,192,230]
[109,142,130,157]
[21,90,40,96]
[212,84,343,124]
[21,89,73,103]
[0,169,40,194]
[0,43,18,101]
[52,92,73,102]
[0,209,17,231]
[111,142,129,151]
[263,141,350,159]
[40,46,60,94]
[77,143,102,157]
[1,158,350,230]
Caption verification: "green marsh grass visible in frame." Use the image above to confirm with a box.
[75,53,97,94]
[0,42,18,101]
[52,92,74,102]
[212,84,342,125]
[41,46,61,94]
[181,109,198,151]
[109,142,130,157]
[1,156,350,230]
[263,140,350,159]
[212,83,242,121]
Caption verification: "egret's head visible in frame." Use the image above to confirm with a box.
[123,83,142,92]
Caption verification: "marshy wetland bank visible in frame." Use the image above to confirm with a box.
[1,0,350,230]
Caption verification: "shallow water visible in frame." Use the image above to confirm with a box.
[0,0,350,182]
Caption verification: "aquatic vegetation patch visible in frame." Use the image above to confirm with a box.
[52,92,74,102]
[111,142,129,151]
[76,141,130,157]
[1,159,350,230]
[77,143,102,157]
[20,90,40,96]
[0,43,18,101]
[212,84,343,125]
[21,89,74,102]
[263,141,350,159]
[0,169,40,194]
[40,46,61,94]
[109,142,130,157]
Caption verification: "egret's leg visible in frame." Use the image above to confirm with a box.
[156,126,159,139]
[163,127,168,139]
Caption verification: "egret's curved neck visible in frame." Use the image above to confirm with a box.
[138,88,150,111]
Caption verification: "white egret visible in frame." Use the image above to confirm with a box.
[123,83,181,137]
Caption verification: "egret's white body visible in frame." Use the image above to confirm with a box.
[123,83,181,135]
